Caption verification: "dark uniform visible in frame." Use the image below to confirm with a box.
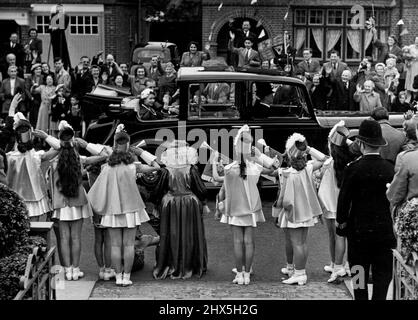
[336,154,396,300]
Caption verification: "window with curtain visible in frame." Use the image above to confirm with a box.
[293,8,391,63]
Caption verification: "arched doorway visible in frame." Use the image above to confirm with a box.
[216,18,268,63]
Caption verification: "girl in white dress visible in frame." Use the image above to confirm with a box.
[219,125,279,285]
[318,121,356,282]
[88,125,159,286]
[273,133,327,285]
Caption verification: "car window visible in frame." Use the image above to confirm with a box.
[250,81,310,119]
[187,82,240,120]
[133,48,171,62]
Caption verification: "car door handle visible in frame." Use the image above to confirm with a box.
[231,125,261,129]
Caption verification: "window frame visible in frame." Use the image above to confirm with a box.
[293,7,391,64]
[36,15,50,34]
[69,15,99,35]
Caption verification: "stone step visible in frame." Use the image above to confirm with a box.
[89,280,352,300]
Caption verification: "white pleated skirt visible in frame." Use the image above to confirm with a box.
[100,209,150,228]
[52,204,93,221]
[25,196,52,217]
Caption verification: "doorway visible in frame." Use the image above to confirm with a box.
[216,18,268,62]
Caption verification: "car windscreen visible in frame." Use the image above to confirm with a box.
[133,48,171,63]
[187,82,243,120]
[250,81,311,118]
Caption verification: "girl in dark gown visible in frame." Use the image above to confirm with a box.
[152,140,208,280]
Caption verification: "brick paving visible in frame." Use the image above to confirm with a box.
[90,280,351,300]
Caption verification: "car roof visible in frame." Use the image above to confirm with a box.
[136,42,176,49]
[177,67,306,84]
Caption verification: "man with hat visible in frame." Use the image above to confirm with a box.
[336,119,396,300]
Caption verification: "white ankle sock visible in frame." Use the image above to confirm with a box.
[334,264,344,270]
[287,263,294,269]
[294,269,306,276]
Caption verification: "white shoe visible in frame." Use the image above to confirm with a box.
[243,272,250,285]
[72,267,84,281]
[122,273,133,287]
[282,273,307,285]
[65,266,73,281]
[115,273,123,286]
[232,272,244,285]
[99,267,105,280]
[324,263,334,273]
[103,268,116,281]
[327,267,347,283]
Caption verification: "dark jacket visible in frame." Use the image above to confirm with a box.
[329,78,358,111]
[309,77,332,110]
[336,154,396,248]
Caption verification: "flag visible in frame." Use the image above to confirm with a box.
[218,2,223,11]
[258,29,266,39]
[400,28,409,36]
[251,0,258,5]
[390,0,396,7]
[396,19,404,26]
[208,32,213,42]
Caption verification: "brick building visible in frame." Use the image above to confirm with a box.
[0,0,139,68]
[203,0,418,66]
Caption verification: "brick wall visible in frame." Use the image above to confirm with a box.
[104,3,138,64]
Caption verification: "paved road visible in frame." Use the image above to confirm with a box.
[52,189,351,299]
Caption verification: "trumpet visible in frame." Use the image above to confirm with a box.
[133,140,146,148]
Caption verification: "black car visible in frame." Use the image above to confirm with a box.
[84,67,405,186]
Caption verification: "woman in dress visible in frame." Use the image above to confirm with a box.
[403,37,418,102]
[219,125,279,285]
[130,65,148,96]
[180,41,209,67]
[41,62,54,84]
[34,74,56,132]
[88,125,159,286]
[152,140,208,280]
[26,63,43,127]
[273,133,327,285]
[318,121,356,282]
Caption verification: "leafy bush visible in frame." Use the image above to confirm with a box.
[396,197,418,259]
[0,184,30,258]
[0,236,47,300]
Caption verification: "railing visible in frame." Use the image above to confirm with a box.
[392,249,418,300]
[14,245,57,300]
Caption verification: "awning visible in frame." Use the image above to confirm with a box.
[0,10,30,25]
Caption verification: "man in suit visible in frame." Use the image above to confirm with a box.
[1,33,25,69]
[24,28,43,72]
[72,55,94,98]
[228,19,258,67]
[295,48,321,91]
[0,53,24,80]
[54,57,72,98]
[328,69,359,111]
[336,119,396,300]
[322,50,350,82]
[228,34,260,68]
[0,66,27,119]
[102,54,123,84]
[147,55,164,86]
[371,107,407,164]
